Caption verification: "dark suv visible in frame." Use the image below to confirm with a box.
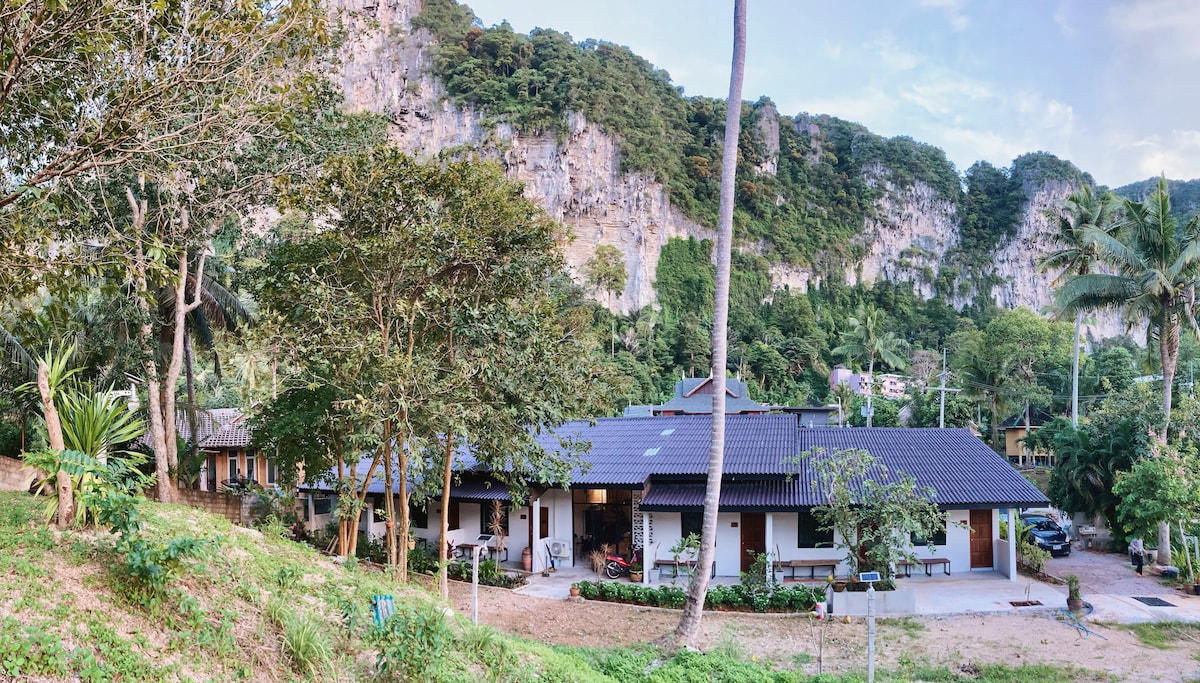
[1019,514,1071,557]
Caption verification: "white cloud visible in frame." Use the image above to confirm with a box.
[1106,0,1200,59]
[1112,131,1200,180]
[798,87,901,127]
[901,78,994,117]
[918,0,970,31]
[867,34,923,71]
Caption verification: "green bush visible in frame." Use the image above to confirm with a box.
[576,580,820,613]
[371,602,456,682]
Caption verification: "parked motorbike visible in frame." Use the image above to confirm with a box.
[604,549,641,579]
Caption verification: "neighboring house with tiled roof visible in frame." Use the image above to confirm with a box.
[998,408,1057,467]
[163,408,281,492]
[652,376,769,415]
[304,415,1045,584]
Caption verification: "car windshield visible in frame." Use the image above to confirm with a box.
[1030,519,1061,532]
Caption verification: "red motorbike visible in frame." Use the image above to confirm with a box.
[604,549,642,579]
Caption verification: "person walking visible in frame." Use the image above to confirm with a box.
[1130,537,1145,577]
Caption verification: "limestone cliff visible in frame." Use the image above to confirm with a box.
[336,0,708,314]
[334,0,1122,335]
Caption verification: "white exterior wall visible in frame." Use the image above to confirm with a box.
[901,509,971,573]
[650,509,984,578]
[545,489,575,566]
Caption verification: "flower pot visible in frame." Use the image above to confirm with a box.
[569,585,580,597]
[521,546,532,572]
[629,572,643,583]
[1067,598,1084,612]
[832,581,847,593]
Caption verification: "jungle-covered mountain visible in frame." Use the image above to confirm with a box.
[321,0,1200,417]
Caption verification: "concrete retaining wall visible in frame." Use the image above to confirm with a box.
[176,488,254,525]
[0,455,32,491]
[830,588,916,616]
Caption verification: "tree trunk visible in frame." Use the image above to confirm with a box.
[184,333,199,484]
[37,360,72,529]
[382,423,397,568]
[1156,308,1179,567]
[438,430,455,600]
[1160,308,1179,438]
[347,451,384,558]
[396,429,410,582]
[673,0,745,648]
[1071,310,1081,427]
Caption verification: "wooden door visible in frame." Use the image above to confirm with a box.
[969,509,993,569]
[740,513,766,573]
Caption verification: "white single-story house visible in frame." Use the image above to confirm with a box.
[299,412,1048,583]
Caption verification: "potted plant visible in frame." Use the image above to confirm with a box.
[1065,574,1083,612]
[569,583,581,598]
[629,562,643,583]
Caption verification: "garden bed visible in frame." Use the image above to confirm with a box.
[572,580,822,613]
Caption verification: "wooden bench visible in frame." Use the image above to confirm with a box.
[898,557,951,577]
[654,558,715,579]
[774,558,840,580]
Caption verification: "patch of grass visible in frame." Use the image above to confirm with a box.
[881,615,927,638]
[1128,621,1200,649]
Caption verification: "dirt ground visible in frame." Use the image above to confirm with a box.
[1050,547,1177,595]
[448,575,1200,682]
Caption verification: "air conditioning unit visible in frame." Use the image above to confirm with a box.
[547,539,570,557]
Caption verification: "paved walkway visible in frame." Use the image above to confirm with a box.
[511,553,1200,623]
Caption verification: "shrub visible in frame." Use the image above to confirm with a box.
[575,580,820,613]
[371,602,456,681]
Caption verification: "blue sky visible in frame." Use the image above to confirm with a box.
[464,0,1200,188]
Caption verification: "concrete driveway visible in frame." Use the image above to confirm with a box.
[1047,547,1200,622]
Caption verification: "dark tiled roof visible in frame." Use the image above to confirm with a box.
[199,420,253,448]
[999,408,1056,429]
[643,428,1047,511]
[797,428,1048,509]
[532,414,798,486]
[300,458,511,500]
[641,479,809,511]
[653,377,769,415]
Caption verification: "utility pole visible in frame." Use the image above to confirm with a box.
[929,348,961,428]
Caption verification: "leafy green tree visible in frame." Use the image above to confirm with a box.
[805,448,947,585]
[832,303,907,427]
[1058,176,1200,436]
[1055,177,1200,564]
[1038,185,1119,426]
[1113,443,1200,576]
[583,245,627,308]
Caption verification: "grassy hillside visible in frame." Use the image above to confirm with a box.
[0,490,1113,682]
[0,490,615,682]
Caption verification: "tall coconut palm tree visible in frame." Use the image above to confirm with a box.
[673,0,745,648]
[1056,176,1200,566]
[832,303,908,427]
[1038,185,1118,426]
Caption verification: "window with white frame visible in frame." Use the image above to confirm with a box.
[244,452,256,482]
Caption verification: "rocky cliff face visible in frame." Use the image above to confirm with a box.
[334,0,1124,336]
[336,0,708,314]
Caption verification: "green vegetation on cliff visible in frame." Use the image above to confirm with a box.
[413,0,970,269]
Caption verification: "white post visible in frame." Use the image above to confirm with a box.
[471,544,484,624]
[532,496,542,573]
[307,495,315,533]
[641,512,650,585]
[939,349,947,428]
[866,581,876,683]
[1007,508,1018,582]
[765,513,775,582]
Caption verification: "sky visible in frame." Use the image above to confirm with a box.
[464,0,1200,188]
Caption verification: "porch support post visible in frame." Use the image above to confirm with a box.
[307,494,315,533]
[532,496,542,573]
[765,512,775,582]
[641,511,650,584]
[1006,507,1018,582]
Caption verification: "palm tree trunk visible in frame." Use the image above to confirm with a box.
[1071,310,1081,427]
[673,0,745,648]
[1156,310,1179,566]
